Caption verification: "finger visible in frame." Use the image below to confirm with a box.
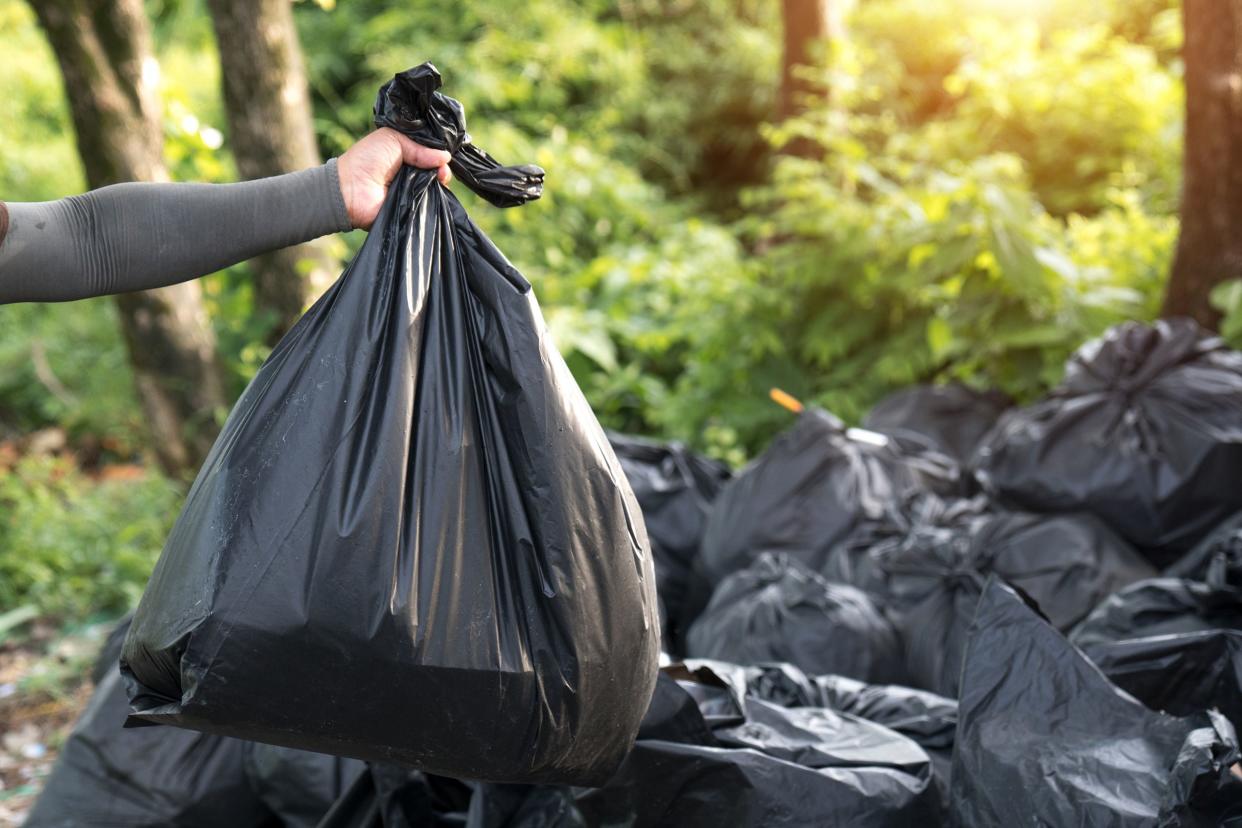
[437,164,453,185]
[394,133,452,169]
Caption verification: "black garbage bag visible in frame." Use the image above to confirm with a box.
[1070,577,1242,650]
[687,658,957,808]
[892,557,983,699]
[829,505,1154,696]
[90,610,133,685]
[685,552,905,683]
[247,744,368,828]
[120,63,660,785]
[974,318,1242,566]
[25,670,276,828]
[608,432,731,652]
[1081,630,1242,735]
[830,501,1153,626]
[951,579,1241,828]
[30,616,364,828]
[696,408,961,594]
[714,660,958,749]
[316,764,474,828]
[823,493,986,599]
[1167,510,1242,585]
[863,383,1010,464]
[963,510,1156,630]
[571,666,942,827]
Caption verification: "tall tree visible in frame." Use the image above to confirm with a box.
[779,0,833,121]
[1164,0,1242,328]
[29,0,227,475]
[206,0,337,340]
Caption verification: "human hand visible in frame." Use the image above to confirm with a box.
[337,127,452,230]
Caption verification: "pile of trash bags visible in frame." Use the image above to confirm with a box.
[27,63,1242,825]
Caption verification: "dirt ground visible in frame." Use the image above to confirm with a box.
[0,623,107,827]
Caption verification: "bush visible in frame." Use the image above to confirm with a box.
[0,456,182,622]
[654,123,1171,454]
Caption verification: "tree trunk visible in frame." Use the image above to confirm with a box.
[779,0,836,120]
[206,0,337,341]
[1164,0,1242,329]
[30,0,227,475]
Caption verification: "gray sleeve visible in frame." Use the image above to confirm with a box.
[0,160,353,305]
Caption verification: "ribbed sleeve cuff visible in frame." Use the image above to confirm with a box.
[323,158,353,233]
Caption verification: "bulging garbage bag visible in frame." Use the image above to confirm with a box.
[1081,630,1242,736]
[696,408,960,594]
[608,432,731,652]
[823,494,986,600]
[1070,577,1242,651]
[830,503,1152,630]
[31,616,363,828]
[964,510,1155,630]
[26,669,274,828]
[120,63,660,785]
[974,318,1242,566]
[828,504,1154,696]
[951,579,1241,828]
[685,552,905,683]
[863,382,1010,464]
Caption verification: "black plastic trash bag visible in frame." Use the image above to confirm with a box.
[247,744,369,828]
[951,579,1241,828]
[29,617,363,828]
[974,318,1242,566]
[964,510,1155,630]
[1081,630,1242,735]
[863,382,1010,464]
[316,764,474,828]
[823,493,986,599]
[828,505,1154,696]
[571,666,942,827]
[708,660,958,749]
[891,552,983,699]
[121,63,660,785]
[608,432,731,652]
[830,504,1153,631]
[1167,510,1242,585]
[1070,577,1242,651]
[26,668,277,828]
[689,658,957,808]
[685,552,905,683]
[696,407,960,593]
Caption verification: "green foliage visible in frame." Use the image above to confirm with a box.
[1212,280,1242,349]
[646,91,1177,452]
[0,456,181,621]
[0,2,83,201]
[0,0,1192,466]
[0,301,144,451]
[941,21,1182,216]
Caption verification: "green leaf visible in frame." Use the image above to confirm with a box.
[927,317,956,359]
[0,605,38,641]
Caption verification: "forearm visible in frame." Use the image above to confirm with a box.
[0,161,351,305]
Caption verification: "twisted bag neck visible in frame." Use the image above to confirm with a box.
[374,62,546,208]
